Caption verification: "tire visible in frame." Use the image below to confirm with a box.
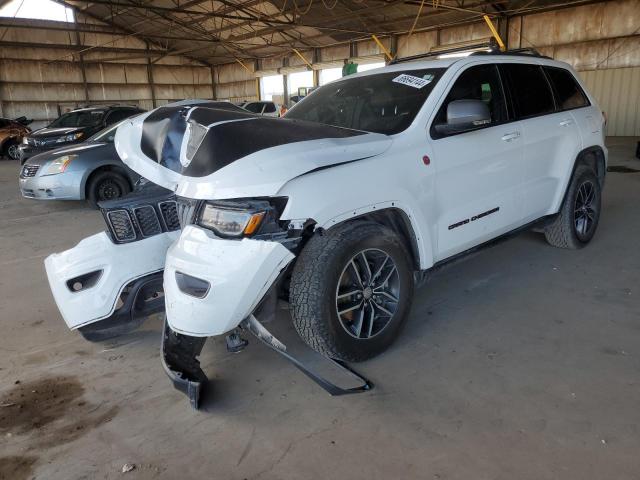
[290,221,414,362]
[2,139,19,161]
[87,171,131,208]
[544,165,602,249]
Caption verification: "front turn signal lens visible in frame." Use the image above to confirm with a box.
[243,212,265,235]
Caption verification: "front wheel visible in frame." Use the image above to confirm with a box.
[544,165,602,248]
[290,222,414,362]
[2,139,19,161]
[87,171,131,208]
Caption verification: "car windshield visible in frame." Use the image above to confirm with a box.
[286,68,445,135]
[88,121,123,143]
[49,110,105,128]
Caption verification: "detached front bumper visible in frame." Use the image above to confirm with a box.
[45,231,179,331]
[164,225,295,337]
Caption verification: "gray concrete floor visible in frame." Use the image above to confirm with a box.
[1,138,639,480]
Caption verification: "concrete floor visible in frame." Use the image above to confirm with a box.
[1,138,639,480]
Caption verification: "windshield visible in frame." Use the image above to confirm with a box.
[286,68,445,135]
[49,110,105,128]
[88,121,122,143]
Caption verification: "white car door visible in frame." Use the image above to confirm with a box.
[500,63,583,222]
[430,63,524,261]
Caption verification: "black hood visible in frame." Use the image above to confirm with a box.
[137,104,366,178]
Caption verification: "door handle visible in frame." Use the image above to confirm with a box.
[559,119,574,127]
[501,132,520,142]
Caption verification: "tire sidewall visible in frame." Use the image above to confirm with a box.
[316,225,414,360]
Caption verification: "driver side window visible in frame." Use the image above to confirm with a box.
[432,64,507,138]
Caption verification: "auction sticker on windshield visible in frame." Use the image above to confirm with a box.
[392,74,434,89]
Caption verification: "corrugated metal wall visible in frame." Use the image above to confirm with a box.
[579,67,640,136]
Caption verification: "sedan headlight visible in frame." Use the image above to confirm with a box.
[56,132,84,143]
[42,155,77,175]
[198,204,265,238]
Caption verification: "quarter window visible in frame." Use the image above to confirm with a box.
[501,64,555,119]
[432,64,507,137]
[263,102,276,113]
[244,102,263,114]
[544,66,589,110]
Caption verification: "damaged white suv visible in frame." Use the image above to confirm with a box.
[45,51,606,409]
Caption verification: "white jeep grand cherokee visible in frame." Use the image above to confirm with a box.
[45,52,606,408]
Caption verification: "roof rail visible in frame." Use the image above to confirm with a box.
[389,39,498,64]
[390,39,552,64]
[470,47,552,59]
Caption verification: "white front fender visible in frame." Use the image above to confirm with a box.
[45,231,179,329]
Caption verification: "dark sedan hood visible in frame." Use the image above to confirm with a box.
[29,126,89,138]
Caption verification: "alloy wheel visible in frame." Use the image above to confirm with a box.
[574,180,597,239]
[335,248,400,339]
[7,144,19,160]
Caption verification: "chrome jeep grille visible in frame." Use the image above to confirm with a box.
[20,164,39,178]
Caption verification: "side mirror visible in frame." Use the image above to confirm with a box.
[435,99,491,135]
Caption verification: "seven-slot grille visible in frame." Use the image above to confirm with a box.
[20,164,39,178]
[104,199,181,243]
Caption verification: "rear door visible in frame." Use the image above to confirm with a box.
[430,63,524,260]
[500,63,583,222]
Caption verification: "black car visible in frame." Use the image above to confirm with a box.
[19,105,144,164]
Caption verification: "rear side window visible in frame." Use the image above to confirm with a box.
[106,109,137,125]
[501,64,555,119]
[263,103,276,113]
[244,103,263,113]
[544,67,590,110]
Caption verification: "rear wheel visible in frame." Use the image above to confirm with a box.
[290,222,414,362]
[544,165,602,248]
[87,171,130,208]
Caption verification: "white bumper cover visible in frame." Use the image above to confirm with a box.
[45,231,179,329]
[164,225,295,337]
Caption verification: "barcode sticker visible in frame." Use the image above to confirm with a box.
[392,74,433,89]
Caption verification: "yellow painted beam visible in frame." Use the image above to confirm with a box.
[235,58,253,74]
[292,48,313,69]
[371,34,394,62]
[483,15,506,51]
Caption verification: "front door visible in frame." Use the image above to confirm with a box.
[430,63,524,261]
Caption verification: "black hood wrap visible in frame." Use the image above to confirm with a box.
[139,105,367,178]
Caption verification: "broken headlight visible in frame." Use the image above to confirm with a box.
[197,198,287,239]
[198,204,265,238]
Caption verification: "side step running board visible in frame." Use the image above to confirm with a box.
[241,315,373,397]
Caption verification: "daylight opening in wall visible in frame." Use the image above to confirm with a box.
[358,62,386,72]
[288,71,314,95]
[0,0,75,22]
[260,75,284,101]
[319,68,342,86]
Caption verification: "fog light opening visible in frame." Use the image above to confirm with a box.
[66,270,103,293]
[175,271,210,299]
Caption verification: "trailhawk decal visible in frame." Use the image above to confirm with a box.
[448,207,500,230]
